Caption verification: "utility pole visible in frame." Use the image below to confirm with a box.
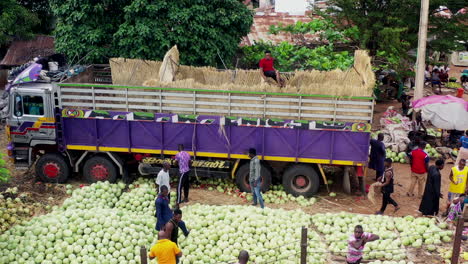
[414,0,430,101]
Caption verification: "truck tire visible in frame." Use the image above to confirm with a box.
[36,153,70,183]
[235,163,272,193]
[83,156,118,183]
[282,164,320,197]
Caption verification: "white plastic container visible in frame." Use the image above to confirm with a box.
[48,61,59,71]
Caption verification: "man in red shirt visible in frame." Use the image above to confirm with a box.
[408,142,430,197]
[259,50,284,87]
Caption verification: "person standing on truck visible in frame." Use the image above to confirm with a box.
[259,50,285,87]
[155,185,173,231]
[376,158,400,215]
[346,225,379,264]
[408,142,429,197]
[175,144,191,206]
[249,148,264,209]
[156,162,172,200]
[419,159,445,216]
[369,133,386,181]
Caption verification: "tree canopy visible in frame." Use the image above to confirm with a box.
[0,0,39,47]
[18,0,55,34]
[50,0,130,64]
[320,0,468,70]
[50,0,253,65]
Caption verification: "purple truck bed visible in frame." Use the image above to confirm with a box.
[61,109,370,165]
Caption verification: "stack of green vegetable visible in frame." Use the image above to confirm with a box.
[424,144,441,159]
[195,178,318,207]
[385,149,408,163]
[426,128,442,137]
[0,188,33,233]
[446,82,462,89]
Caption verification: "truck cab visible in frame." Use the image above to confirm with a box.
[5,82,57,168]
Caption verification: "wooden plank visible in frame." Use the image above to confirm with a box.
[140,246,148,264]
[451,215,464,264]
[300,226,307,264]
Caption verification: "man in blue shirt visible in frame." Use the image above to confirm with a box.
[155,185,190,244]
[369,133,386,181]
[155,185,173,231]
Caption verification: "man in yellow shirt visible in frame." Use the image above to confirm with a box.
[149,230,182,264]
[444,159,468,216]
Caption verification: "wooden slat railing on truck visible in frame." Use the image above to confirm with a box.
[56,83,374,123]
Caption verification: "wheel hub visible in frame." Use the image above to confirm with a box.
[43,163,60,178]
[293,175,309,189]
[91,164,109,181]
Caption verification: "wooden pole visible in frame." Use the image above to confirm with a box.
[343,166,351,194]
[300,226,307,264]
[140,246,148,264]
[450,215,464,264]
[414,0,430,101]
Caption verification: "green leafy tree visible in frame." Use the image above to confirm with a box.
[50,0,253,66]
[320,0,468,71]
[0,0,40,46]
[429,11,468,52]
[114,0,253,66]
[18,0,55,34]
[269,18,359,46]
[50,0,131,63]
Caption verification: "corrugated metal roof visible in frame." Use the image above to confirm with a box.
[241,10,321,46]
[0,35,55,66]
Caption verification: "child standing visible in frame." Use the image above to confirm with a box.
[446,194,465,226]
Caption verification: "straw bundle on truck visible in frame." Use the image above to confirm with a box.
[109,49,375,120]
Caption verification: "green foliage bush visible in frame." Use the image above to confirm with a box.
[240,19,355,72]
[0,154,10,183]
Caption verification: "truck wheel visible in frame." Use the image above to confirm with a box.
[83,156,118,183]
[235,163,272,193]
[36,153,70,183]
[282,164,320,197]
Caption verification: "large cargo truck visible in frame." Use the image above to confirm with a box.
[4,63,374,197]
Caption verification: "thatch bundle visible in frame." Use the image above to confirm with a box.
[159,45,179,82]
[110,58,162,86]
[110,50,374,97]
[110,50,375,119]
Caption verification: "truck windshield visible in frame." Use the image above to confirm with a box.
[14,94,44,116]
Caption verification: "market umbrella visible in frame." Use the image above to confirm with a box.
[412,95,468,130]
